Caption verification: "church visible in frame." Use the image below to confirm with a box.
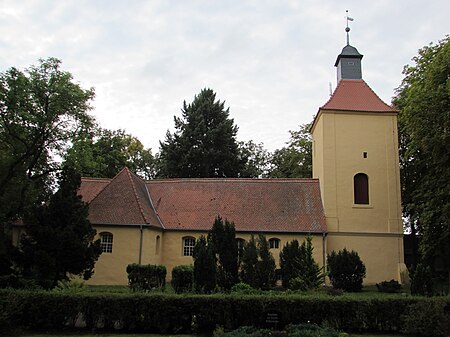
[79,35,406,286]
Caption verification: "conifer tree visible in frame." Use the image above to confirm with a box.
[17,166,101,288]
[240,235,258,286]
[255,234,276,290]
[158,88,244,178]
[209,216,239,290]
[193,235,216,293]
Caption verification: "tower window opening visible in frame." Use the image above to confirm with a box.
[363,152,367,158]
[354,173,369,204]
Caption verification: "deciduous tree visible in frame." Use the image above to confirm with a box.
[65,128,155,179]
[268,124,312,178]
[0,58,94,274]
[392,36,450,293]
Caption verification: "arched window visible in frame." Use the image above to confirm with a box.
[100,232,113,253]
[269,238,280,249]
[155,235,160,255]
[354,173,369,204]
[182,236,196,256]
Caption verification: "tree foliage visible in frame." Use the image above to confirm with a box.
[193,235,216,293]
[16,166,101,288]
[327,248,366,292]
[237,140,271,178]
[158,88,244,178]
[240,234,276,290]
[65,128,155,179]
[268,124,312,178]
[209,216,239,290]
[0,58,94,274]
[279,236,323,290]
[392,36,450,291]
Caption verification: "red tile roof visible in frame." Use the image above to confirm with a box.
[79,170,327,233]
[147,179,326,233]
[80,168,162,227]
[321,79,398,113]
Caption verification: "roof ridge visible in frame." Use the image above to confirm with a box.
[87,175,116,205]
[124,167,150,224]
[362,80,398,111]
[147,178,319,183]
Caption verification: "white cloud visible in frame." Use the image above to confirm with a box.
[0,0,449,153]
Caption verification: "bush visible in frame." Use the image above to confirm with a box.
[327,248,366,292]
[231,282,258,295]
[172,265,194,293]
[126,263,166,291]
[376,279,402,293]
[402,299,450,336]
[2,289,449,334]
[280,237,324,290]
[0,275,40,289]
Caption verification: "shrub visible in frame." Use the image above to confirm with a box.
[410,263,433,296]
[376,279,402,293]
[280,237,324,290]
[172,265,194,293]
[231,282,257,295]
[54,279,86,293]
[327,248,366,292]
[126,263,166,291]
[289,277,308,292]
[0,275,40,289]
[402,299,450,337]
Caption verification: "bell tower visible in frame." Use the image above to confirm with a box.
[310,16,406,283]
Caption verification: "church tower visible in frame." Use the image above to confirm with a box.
[310,21,406,283]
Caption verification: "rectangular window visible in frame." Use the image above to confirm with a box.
[100,233,113,253]
[183,237,196,256]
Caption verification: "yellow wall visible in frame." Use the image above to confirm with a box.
[88,225,163,285]
[312,109,405,283]
[327,233,405,284]
[89,228,326,285]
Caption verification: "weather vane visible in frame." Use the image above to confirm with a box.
[345,10,354,45]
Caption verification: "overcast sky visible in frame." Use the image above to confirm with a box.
[1,1,448,153]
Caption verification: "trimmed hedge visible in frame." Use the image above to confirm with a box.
[171,265,194,294]
[0,289,449,335]
[126,264,166,291]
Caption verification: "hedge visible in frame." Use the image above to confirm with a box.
[1,289,449,335]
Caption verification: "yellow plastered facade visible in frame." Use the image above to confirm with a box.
[311,109,406,284]
[88,230,326,285]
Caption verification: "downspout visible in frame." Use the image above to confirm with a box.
[139,224,143,264]
[322,232,327,273]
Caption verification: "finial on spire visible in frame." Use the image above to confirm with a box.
[345,10,354,45]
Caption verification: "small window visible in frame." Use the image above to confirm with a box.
[100,232,113,253]
[269,238,280,249]
[155,235,160,255]
[354,173,369,204]
[183,237,196,256]
[363,152,367,158]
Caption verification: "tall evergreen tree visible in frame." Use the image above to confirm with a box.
[255,234,276,290]
[193,235,216,293]
[209,216,239,290]
[17,166,101,288]
[158,88,244,178]
[240,235,258,286]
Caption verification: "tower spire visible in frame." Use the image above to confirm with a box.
[345,10,354,45]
